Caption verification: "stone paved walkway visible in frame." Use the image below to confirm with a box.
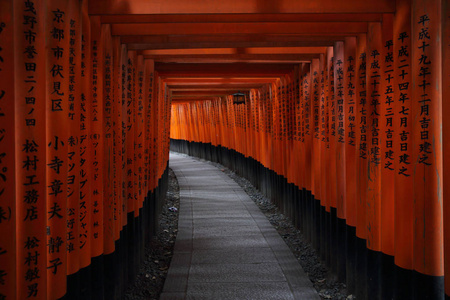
[160,152,320,300]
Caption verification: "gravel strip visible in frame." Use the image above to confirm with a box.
[124,168,180,300]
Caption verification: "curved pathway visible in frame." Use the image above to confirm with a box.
[161,152,320,300]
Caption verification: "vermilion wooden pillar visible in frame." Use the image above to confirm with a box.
[411,0,444,298]
[311,59,321,202]
[46,1,70,298]
[380,13,395,260]
[112,37,122,245]
[67,0,82,279]
[144,59,154,206]
[302,63,312,196]
[126,50,136,218]
[344,36,357,294]
[15,0,48,298]
[294,67,303,191]
[366,21,383,299]
[324,47,333,215]
[393,1,414,298]
[0,2,16,299]
[355,33,368,300]
[334,41,347,282]
[90,15,105,262]
[79,0,92,273]
[120,44,128,230]
[378,13,396,300]
[102,24,114,258]
[136,55,145,212]
[443,0,450,298]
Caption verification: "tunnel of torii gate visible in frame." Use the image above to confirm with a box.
[0,0,450,299]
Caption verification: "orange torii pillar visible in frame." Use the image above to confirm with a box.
[0,2,16,299]
[319,53,329,264]
[78,1,93,297]
[45,1,70,298]
[393,0,414,298]
[327,46,338,275]
[411,0,444,297]
[379,13,395,300]
[90,15,105,299]
[343,36,357,294]
[334,41,347,282]
[355,33,368,300]
[443,1,450,299]
[66,0,82,296]
[310,58,321,253]
[125,49,137,283]
[366,21,383,299]
[323,47,333,268]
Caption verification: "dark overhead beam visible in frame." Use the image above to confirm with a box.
[167,84,266,89]
[89,0,395,15]
[156,63,296,77]
[100,13,383,24]
[143,54,317,63]
[111,22,368,35]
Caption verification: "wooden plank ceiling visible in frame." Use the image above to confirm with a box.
[89,0,394,102]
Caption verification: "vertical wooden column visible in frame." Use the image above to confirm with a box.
[311,59,321,201]
[319,54,328,262]
[393,0,414,297]
[66,0,82,280]
[334,41,347,282]
[411,0,444,297]
[89,16,104,299]
[144,59,154,197]
[120,44,128,229]
[379,13,395,300]
[0,2,15,299]
[102,24,114,258]
[443,0,450,298]
[311,59,320,251]
[112,37,122,247]
[324,48,333,215]
[79,0,92,275]
[15,0,48,297]
[366,22,383,299]
[302,63,312,195]
[136,55,145,212]
[45,1,70,298]
[294,68,303,192]
[344,36,357,294]
[355,33,368,300]
[126,50,136,220]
